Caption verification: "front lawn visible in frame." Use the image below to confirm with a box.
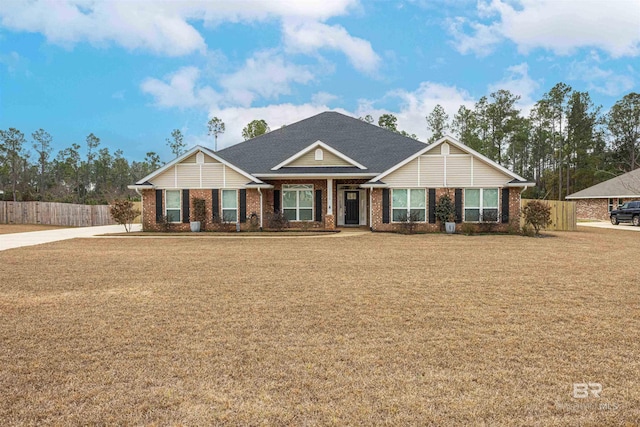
[0,228,638,425]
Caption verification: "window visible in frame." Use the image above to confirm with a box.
[608,198,615,212]
[282,184,313,221]
[315,148,323,161]
[392,189,426,222]
[464,188,498,222]
[166,190,181,222]
[222,190,238,222]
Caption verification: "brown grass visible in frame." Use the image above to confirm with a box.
[1,228,638,426]
[0,224,68,235]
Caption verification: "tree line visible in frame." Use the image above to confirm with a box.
[1,86,638,203]
[0,118,274,203]
[367,85,638,200]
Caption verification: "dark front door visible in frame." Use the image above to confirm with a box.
[345,191,359,225]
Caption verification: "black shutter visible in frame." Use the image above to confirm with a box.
[274,190,280,212]
[428,188,436,224]
[313,189,322,222]
[239,189,247,223]
[502,188,510,223]
[212,189,219,221]
[182,189,190,223]
[454,188,462,223]
[382,189,390,224]
[155,189,163,221]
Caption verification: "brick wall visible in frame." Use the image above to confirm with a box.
[264,179,328,229]
[142,188,262,231]
[575,197,633,221]
[371,187,521,232]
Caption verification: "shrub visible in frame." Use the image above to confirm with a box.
[521,200,552,236]
[110,199,140,233]
[156,215,171,232]
[248,212,260,231]
[397,211,421,235]
[192,197,207,231]
[266,211,289,231]
[435,194,455,231]
[461,222,476,236]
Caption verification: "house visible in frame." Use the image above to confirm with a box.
[566,168,640,220]
[129,112,534,232]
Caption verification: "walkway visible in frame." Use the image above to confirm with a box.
[578,221,640,232]
[0,224,141,251]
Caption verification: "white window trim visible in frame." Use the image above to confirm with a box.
[222,189,238,223]
[391,188,427,223]
[464,188,499,223]
[165,189,181,223]
[282,184,314,222]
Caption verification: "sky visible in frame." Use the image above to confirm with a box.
[0,0,639,162]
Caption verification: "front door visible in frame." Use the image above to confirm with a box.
[344,191,359,225]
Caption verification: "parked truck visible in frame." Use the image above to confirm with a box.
[610,201,640,226]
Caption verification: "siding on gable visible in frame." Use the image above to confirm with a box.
[446,155,472,186]
[225,165,249,187]
[182,153,197,163]
[151,167,176,188]
[176,164,200,187]
[287,149,352,167]
[448,145,466,155]
[419,155,444,187]
[150,161,251,189]
[384,158,419,187]
[473,159,512,186]
[201,164,224,187]
[383,152,513,188]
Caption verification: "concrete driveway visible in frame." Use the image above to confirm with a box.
[0,224,142,251]
[578,221,640,232]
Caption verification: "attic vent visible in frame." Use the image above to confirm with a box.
[315,148,323,161]
[196,152,204,164]
[441,143,450,156]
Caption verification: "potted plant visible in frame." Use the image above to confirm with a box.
[435,193,456,234]
[191,197,207,232]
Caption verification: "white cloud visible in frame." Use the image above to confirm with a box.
[220,51,314,107]
[311,91,339,105]
[0,50,25,75]
[450,0,640,57]
[282,20,381,74]
[0,1,206,56]
[140,67,220,109]
[487,62,540,110]
[372,82,476,140]
[0,0,371,69]
[141,52,315,110]
[568,55,636,96]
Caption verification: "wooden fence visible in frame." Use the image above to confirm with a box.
[521,199,577,231]
[0,201,119,227]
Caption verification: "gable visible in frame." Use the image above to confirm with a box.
[138,146,261,189]
[383,153,513,187]
[271,140,367,170]
[286,148,352,167]
[373,136,529,187]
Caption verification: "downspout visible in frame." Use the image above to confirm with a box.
[369,189,373,231]
[135,188,143,231]
[257,188,263,230]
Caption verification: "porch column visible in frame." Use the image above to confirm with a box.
[325,178,335,229]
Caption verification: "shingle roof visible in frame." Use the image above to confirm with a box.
[566,168,640,199]
[216,111,427,175]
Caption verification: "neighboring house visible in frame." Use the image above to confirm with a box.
[566,168,640,220]
[129,112,533,232]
